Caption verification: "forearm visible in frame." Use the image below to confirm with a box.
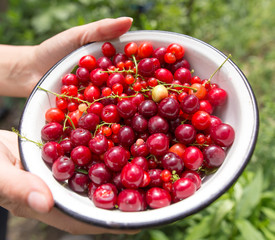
[0,45,39,97]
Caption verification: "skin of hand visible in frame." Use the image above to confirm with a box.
[0,17,133,97]
[0,17,139,235]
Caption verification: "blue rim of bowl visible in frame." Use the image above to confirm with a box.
[19,30,259,229]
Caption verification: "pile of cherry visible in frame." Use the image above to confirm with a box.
[40,41,235,212]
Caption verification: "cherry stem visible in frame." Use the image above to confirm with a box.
[207,54,232,84]
[158,81,197,92]
[132,55,139,80]
[93,121,114,137]
[38,86,137,107]
[12,127,43,148]
[65,114,76,130]
[38,86,91,105]
[171,170,180,183]
[100,69,135,74]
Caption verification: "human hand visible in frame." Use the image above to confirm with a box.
[0,17,138,234]
[0,130,138,234]
[0,17,132,97]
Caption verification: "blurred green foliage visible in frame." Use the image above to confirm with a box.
[1,0,275,239]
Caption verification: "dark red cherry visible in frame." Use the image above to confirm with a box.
[78,113,100,132]
[161,152,184,174]
[118,126,136,147]
[88,162,112,185]
[148,115,169,134]
[68,172,90,193]
[174,124,196,145]
[41,122,63,141]
[52,156,75,181]
[158,97,180,120]
[70,128,91,147]
[180,94,200,114]
[203,145,226,168]
[138,100,158,118]
[42,141,64,165]
[116,99,137,119]
[131,115,148,133]
[210,123,235,147]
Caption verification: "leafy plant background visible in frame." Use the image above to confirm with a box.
[0,0,274,239]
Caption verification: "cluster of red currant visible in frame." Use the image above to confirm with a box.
[40,41,235,211]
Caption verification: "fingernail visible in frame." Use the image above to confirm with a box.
[28,192,50,213]
[117,16,133,22]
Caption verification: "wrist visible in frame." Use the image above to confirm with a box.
[0,45,38,97]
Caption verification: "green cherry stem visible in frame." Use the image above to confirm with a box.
[38,86,91,105]
[38,86,137,107]
[64,114,76,130]
[132,55,139,80]
[158,81,197,92]
[171,170,180,183]
[206,54,232,84]
[12,127,43,148]
[100,69,135,75]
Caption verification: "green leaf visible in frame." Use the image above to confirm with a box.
[149,230,169,240]
[185,216,211,240]
[235,169,263,219]
[236,219,265,240]
[262,207,275,221]
[261,227,275,240]
[211,199,235,233]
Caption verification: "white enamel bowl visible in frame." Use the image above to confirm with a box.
[19,31,259,229]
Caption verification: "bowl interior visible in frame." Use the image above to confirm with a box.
[19,31,258,229]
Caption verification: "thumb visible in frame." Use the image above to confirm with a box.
[0,142,54,215]
[35,17,133,72]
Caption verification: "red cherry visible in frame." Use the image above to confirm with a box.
[155,68,173,83]
[191,110,211,130]
[84,85,100,102]
[92,184,117,210]
[181,170,202,190]
[121,163,144,189]
[78,55,97,71]
[101,104,120,123]
[117,189,144,212]
[101,42,116,58]
[207,88,227,106]
[45,107,65,123]
[172,178,196,202]
[210,123,235,147]
[182,146,204,170]
[146,133,170,156]
[146,187,171,209]
[104,146,128,172]
[167,43,185,60]
[124,42,138,57]
[137,42,154,58]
